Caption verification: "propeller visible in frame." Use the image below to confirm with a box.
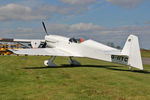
[42,21,48,35]
[41,21,48,48]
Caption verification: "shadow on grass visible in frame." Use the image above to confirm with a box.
[23,64,150,74]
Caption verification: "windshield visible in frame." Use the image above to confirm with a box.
[69,38,84,43]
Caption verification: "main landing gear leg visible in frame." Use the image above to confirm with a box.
[44,56,56,67]
[69,57,81,66]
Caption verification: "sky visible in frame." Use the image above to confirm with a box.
[0,0,150,49]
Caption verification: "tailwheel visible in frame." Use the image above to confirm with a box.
[44,56,56,67]
[69,57,81,66]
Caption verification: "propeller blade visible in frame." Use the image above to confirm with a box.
[42,21,48,35]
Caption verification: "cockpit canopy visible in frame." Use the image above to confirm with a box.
[69,38,84,43]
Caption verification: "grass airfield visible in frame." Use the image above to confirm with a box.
[0,53,150,100]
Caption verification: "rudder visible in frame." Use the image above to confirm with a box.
[122,35,143,70]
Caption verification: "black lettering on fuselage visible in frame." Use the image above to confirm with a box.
[111,55,128,64]
[124,57,128,62]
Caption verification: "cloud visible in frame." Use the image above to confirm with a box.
[115,25,150,33]
[105,0,146,9]
[43,23,108,35]
[144,21,150,24]
[37,4,87,16]
[0,23,108,38]
[69,23,106,32]
[60,0,96,5]
[0,27,41,38]
[0,0,146,22]
[1,22,150,38]
[0,3,91,21]
[0,23,150,48]
[0,4,45,21]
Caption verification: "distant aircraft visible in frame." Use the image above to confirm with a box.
[0,22,143,70]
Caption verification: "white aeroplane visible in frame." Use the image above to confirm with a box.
[0,22,143,70]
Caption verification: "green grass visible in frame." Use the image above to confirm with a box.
[141,50,150,58]
[0,56,150,100]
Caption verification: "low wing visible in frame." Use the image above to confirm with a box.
[0,38,45,43]
[13,39,45,43]
[0,38,45,48]
[10,48,74,56]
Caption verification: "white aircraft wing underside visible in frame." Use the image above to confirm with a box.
[0,38,45,43]
[14,39,45,43]
[10,48,74,56]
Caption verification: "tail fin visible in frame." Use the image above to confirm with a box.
[122,35,143,70]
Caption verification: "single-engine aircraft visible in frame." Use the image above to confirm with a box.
[0,22,143,70]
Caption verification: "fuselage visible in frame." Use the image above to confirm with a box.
[44,34,120,58]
